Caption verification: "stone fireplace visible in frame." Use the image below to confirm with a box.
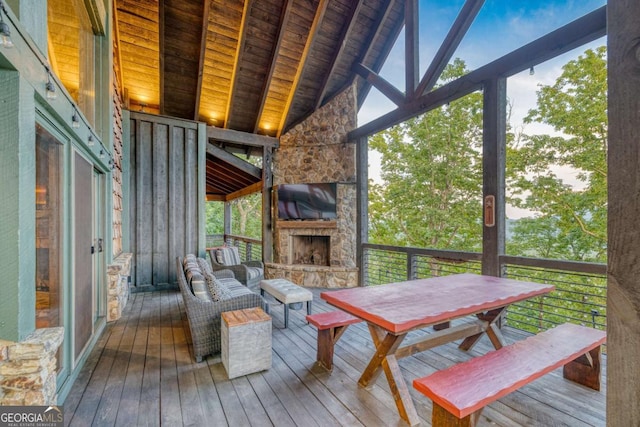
[264,84,359,288]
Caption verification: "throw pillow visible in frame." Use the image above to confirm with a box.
[197,257,213,275]
[205,272,230,301]
[215,246,241,266]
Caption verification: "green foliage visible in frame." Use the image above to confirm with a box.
[205,193,262,240]
[507,47,607,262]
[369,59,484,252]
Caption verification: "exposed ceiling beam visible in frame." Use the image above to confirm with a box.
[254,0,293,133]
[353,63,405,106]
[313,0,363,111]
[350,6,606,140]
[206,143,263,179]
[278,0,330,136]
[112,1,125,96]
[356,0,405,107]
[193,0,212,120]
[207,126,278,148]
[413,0,485,99]
[405,0,419,97]
[206,160,259,186]
[226,181,264,201]
[224,0,252,129]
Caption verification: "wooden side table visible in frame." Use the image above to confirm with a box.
[221,307,272,379]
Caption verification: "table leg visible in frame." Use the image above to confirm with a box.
[459,307,507,351]
[359,325,418,426]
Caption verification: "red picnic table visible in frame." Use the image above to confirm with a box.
[321,273,555,426]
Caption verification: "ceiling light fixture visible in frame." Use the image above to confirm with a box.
[0,1,13,48]
[88,135,94,146]
[71,107,80,128]
[529,66,535,76]
[45,67,56,99]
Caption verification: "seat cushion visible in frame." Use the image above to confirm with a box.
[215,246,241,266]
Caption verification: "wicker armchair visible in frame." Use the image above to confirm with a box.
[176,257,266,362]
[208,246,264,292]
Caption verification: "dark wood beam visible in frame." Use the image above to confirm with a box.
[481,77,506,277]
[280,0,330,135]
[206,143,262,179]
[350,6,606,139]
[353,63,405,106]
[356,136,368,286]
[413,0,485,99]
[207,126,278,148]
[356,0,405,107]
[607,0,640,423]
[226,181,263,201]
[224,0,252,128]
[405,0,419,97]
[313,0,363,111]
[262,146,273,262]
[193,0,212,120]
[253,0,293,133]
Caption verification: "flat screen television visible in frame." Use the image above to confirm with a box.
[277,183,337,220]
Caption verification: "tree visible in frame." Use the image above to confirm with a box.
[369,59,484,252]
[507,46,607,263]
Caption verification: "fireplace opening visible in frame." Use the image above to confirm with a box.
[291,235,330,266]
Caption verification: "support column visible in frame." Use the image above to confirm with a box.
[481,78,506,277]
[356,136,368,286]
[262,146,273,262]
[607,0,640,423]
[0,71,36,341]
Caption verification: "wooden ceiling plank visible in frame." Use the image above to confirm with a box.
[206,143,263,179]
[278,0,330,135]
[159,0,166,115]
[194,0,212,120]
[353,62,405,106]
[413,0,485,99]
[350,6,607,140]
[224,0,252,128]
[312,0,363,111]
[254,0,293,133]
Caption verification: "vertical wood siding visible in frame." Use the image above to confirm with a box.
[129,113,201,288]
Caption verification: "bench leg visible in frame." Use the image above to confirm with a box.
[432,403,482,427]
[316,325,350,371]
[307,300,312,316]
[284,304,289,328]
[563,346,602,390]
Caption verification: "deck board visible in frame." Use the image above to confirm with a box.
[64,288,606,427]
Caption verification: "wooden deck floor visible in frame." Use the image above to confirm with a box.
[63,288,606,426]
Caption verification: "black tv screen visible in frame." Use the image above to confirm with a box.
[277,183,337,220]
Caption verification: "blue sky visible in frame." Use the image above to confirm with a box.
[359,0,606,126]
[360,0,607,218]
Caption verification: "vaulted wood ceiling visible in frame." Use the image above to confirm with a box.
[114,0,405,138]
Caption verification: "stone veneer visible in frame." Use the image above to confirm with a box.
[0,327,64,405]
[268,84,358,288]
[107,253,133,322]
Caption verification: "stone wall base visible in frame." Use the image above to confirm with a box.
[107,253,133,322]
[0,327,64,405]
[265,263,358,288]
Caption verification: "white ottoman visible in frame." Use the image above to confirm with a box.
[260,279,313,328]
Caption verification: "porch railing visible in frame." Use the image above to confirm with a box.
[363,244,607,335]
[204,236,607,335]
[206,234,263,263]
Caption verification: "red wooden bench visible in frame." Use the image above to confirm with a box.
[413,323,606,427]
[306,310,362,371]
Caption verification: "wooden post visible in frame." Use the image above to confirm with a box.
[404,0,419,97]
[223,202,232,244]
[481,78,506,277]
[262,146,273,262]
[356,136,368,286]
[607,0,640,423]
